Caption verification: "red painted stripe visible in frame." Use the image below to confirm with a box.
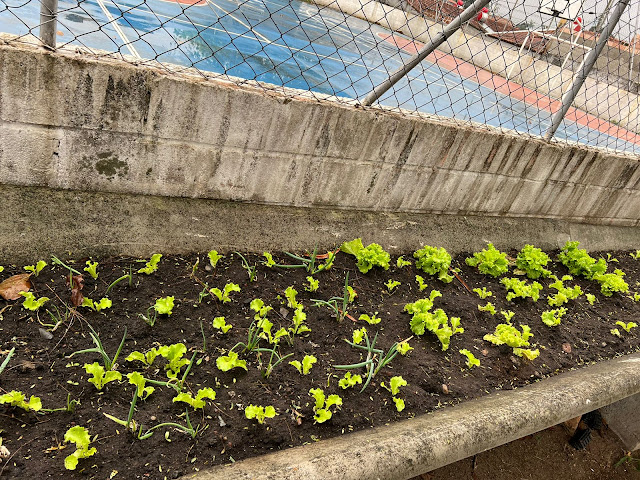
[378,32,640,147]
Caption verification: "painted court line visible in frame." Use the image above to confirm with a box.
[378,32,640,147]
[97,0,141,58]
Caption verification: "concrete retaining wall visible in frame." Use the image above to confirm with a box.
[1,40,640,262]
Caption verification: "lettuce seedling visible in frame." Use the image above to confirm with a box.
[81,297,112,312]
[83,260,98,280]
[20,291,49,311]
[413,246,453,283]
[309,388,342,423]
[158,343,190,379]
[341,238,390,274]
[459,349,480,368]
[208,250,223,268]
[284,286,301,309]
[593,270,629,296]
[615,321,638,333]
[305,276,319,292]
[397,340,413,355]
[541,308,568,327]
[484,323,539,360]
[63,426,96,470]
[404,292,462,350]
[138,253,162,274]
[289,305,311,340]
[478,302,497,315]
[24,260,47,277]
[127,372,155,400]
[501,277,543,302]
[466,243,509,277]
[381,376,407,412]
[84,362,122,390]
[558,241,606,279]
[352,327,368,345]
[126,347,160,367]
[245,405,277,424]
[630,250,640,260]
[250,298,273,320]
[396,256,412,268]
[173,387,216,409]
[515,245,551,279]
[213,316,233,334]
[262,252,276,267]
[0,390,42,412]
[381,376,407,396]
[289,355,317,375]
[473,287,493,299]
[210,283,241,303]
[385,280,401,292]
[611,328,621,337]
[338,372,362,389]
[586,293,597,305]
[415,275,428,291]
[216,350,248,372]
[154,296,175,315]
[547,275,582,306]
[359,313,381,325]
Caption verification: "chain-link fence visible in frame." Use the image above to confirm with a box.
[2,0,640,155]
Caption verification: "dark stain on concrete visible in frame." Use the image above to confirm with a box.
[94,152,129,179]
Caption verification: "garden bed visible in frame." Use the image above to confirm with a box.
[0,242,639,479]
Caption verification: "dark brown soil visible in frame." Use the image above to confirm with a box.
[0,248,639,479]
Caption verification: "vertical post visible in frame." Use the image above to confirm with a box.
[544,0,630,141]
[360,0,492,107]
[39,0,59,50]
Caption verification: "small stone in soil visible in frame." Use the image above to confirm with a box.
[442,384,449,394]
[562,343,572,353]
[39,328,53,340]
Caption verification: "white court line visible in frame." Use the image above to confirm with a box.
[96,0,141,58]
[207,0,271,43]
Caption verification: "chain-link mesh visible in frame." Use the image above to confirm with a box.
[2,0,640,155]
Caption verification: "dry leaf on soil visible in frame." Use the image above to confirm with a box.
[0,273,31,300]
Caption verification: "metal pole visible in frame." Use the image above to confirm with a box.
[360,0,492,107]
[544,0,630,141]
[628,10,639,91]
[39,0,59,50]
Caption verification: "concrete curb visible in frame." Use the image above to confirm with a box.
[196,352,640,480]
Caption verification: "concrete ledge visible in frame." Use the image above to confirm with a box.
[602,393,640,451]
[197,353,640,480]
[4,183,640,264]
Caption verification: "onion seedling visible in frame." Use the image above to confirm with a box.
[69,323,126,371]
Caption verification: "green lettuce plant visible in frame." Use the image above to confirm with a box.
[340,238,390,273]
[484,323,539,360]
[547,275,582,306]
[210,283,241,303]
[173,387,216,409]
[396,256,412,268]
[385,280,401,292]
[63,426,96,470]
[338,372,362,389]
[84,362,122,390]
[501,277,543,302]
[515,245,551,279]
[289,355,317,375]
[126,347,160,367]
[558,241,606,279]
[616,321,637,333]
[20,291,49,311]
[305,276,319,292]
[359,312,381,325]
[262,252,276,267]
[413,245,453,283]
[466,243,509,277]
[541,308,567,327]
[404,291,463,351]
[24,260,47,277]
[81,297,112,312]
[593,270,629,296]
[245,405,277,424]
[216,350,248,372]
[415,275,428,291]
[473,287,493,299]
[478,302,497,315]
[83,260,98,279]
[309,388,342,423]
[208,250,223,268]
[459,349,480,368]
[0,390,42,412]
[380,375,407,412]
[213,316,233,333]
[138,253,162,274]
[154,296,174,315]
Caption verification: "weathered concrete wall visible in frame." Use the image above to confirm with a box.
[1,40,640,262]
[311,0,640,133]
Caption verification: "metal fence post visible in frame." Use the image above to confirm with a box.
[39,0,59,49]
[360,0,492,107]
[544,0,630,141]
